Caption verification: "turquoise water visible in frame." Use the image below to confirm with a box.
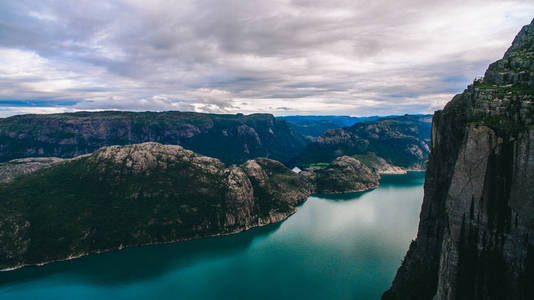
[0,172,425,300]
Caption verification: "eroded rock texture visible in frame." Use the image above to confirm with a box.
[0,143,311,271]
[383,19,534,300]
[0,157,65,182]
[314,156,379,194]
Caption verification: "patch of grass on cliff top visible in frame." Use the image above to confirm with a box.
[475,80,534,95]
[483,116,525,134]
[510,84,534,94]
[469,114,526,136]
[474,81,497,89]
[510,49,533,59]
[305,162,329,170]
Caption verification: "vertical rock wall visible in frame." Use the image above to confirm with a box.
[383,19,534,300]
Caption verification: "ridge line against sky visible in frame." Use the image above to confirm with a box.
[0,0,533,118]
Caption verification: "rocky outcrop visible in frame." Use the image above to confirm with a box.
[0,157,65,182]
[0,142,311,271]
[314,156,379,194]
[383,19,534,300]
[0,111,305,166]
[298,115,431,169]
[352,152,409,174]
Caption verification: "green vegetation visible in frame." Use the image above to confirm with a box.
[470,115,526,136]
[286,121,341,141]
[314,156,379,194]
[0,143,311,270]
[473,81,497,89]
[468,81,532,136]
[0,157,63,182]
[305,162,329,170]
[279,115,383,141]
[509,84,534,95]
[0,111,306,166]
[474,80,534,96]
[351,152,389,171]
[297,115,432,169]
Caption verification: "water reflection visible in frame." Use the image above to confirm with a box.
[313,190,372,201]
[0,173,425,300]
[313,171,424,201]
[379,171,425,187]
[0,223,281,287]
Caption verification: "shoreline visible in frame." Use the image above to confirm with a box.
[378,168,425,175]
[0,172,424,273]
[312,170,424,196]
[0,210,296,273]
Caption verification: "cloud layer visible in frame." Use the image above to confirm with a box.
[1,0,533,117]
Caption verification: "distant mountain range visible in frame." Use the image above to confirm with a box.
[0,111,306,166]
[0,112,433,169]
[279,115,384,127]
[278,115,386,140]
[296,114,432,169]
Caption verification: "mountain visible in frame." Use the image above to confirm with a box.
[0,111,305,166]
[383,19,534,300]
[278,115,384,141]
[297,114,432,169]
[0,142,312,271]
[312,156,380,194]
[279,115,383,127]
[351,152,407,175]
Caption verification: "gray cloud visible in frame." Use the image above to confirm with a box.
[0,0,533,117]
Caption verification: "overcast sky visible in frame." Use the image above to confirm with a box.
[0,0,533,117]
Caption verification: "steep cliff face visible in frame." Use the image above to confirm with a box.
[298,114,431,169]
[0,143,311,271]
[0,111,305,166]
[384,19,534,300]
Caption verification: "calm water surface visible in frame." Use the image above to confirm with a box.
[0,172,425,300]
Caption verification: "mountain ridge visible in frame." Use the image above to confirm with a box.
[297,114,432,169]
[0,111,306,166]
